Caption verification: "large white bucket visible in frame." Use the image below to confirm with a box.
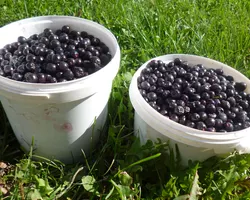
[0,16,120,163]
[129,54,250,166]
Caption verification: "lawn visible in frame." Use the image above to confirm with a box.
[1,0,250,199]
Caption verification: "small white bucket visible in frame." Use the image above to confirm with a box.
[129,54,250,166]
[0,16,120,163]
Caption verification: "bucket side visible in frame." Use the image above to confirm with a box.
[1,82,112,163]
[134,112,216,165]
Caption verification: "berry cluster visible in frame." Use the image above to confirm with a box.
[0,25,112,83]
[138,58,250,132]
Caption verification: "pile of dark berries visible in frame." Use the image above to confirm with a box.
[0,25,112,83]
[138,58,250,132]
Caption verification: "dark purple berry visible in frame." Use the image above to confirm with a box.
[35,47,46,56]
[25,63,36,72]
[239,100,249,109]
[17,36,27,44]
[227,97,236,106]
[179,115,186,124]
[243,121,250,129]
[52,54,61,63]
[58,78,67,82]
[206,127,216,132]
[208,113,217,118]
[170,89,181,99]
[184,73,193,81]
[173,58,182,65]
[205,118,215,127]
[224,122,234,132]
[186,121,195,128]
[17,64,26,74]
[215,68,223,75]
[170,114,179,123]
[141,81,150,90]
[100,54,110,66]
[215,118,223,129]
[57,61,69,72]
[236,112,248,123]
[190,113,200,122]
[199,112,208,121]
[206,104,216,113]
[221,100,230,110]
[69,50,79,59]
[50,40,61,49]
[46,63,57,74]
[174,106,185,115]
[71,67,84,78]
[218,112,227,122]
[37,73,46,83]
[181,94,189,102]
[26,54,36,62]
[63,69,74,80]
[235,82,247,92]
[62,25,70,34]
[3,65,14,75]
[59,33,69,43]
[39,37,49,46]
[12,73,23,81]
[43,28,53,37]
[48,34,59,41]
[196,121,207,130]
[24,72,38,83]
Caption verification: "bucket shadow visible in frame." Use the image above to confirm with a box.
[62,104,108,164]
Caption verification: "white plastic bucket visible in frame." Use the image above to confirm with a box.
[0,16,120,163]
[129,54,250,166]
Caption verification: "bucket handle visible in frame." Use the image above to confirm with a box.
[0,88,50,101]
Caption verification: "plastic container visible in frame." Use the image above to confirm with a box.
[0,16,120,163]
[129,54,250,166]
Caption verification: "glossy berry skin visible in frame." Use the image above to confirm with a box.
[26,54,36,62]
[17,64,26,74]
[12,73,23,81]
[196,121,207,130]
[18,36,27,44]
[24,72,38,83]
[52,54,61,63]
[37,73,46,83]
[3,65,14,75]
[63,69,74,80]
[206,104,216,113]
[205,118,215,127]
[169,114,179,123]
[72,67,85,78]
[147,92,157,101]
[138,58,250,133]
[25,63,36,72]
[235,82,247,92]
[62,25,70,34]
[46,63,57,74]
[190,113,200,122]
[224,122,234,132]
[186,121,195,128]
[0,25,111,85]
[174,106,185,115]
[50,40,61,49]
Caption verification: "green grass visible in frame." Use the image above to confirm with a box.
[1,0,250,199]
